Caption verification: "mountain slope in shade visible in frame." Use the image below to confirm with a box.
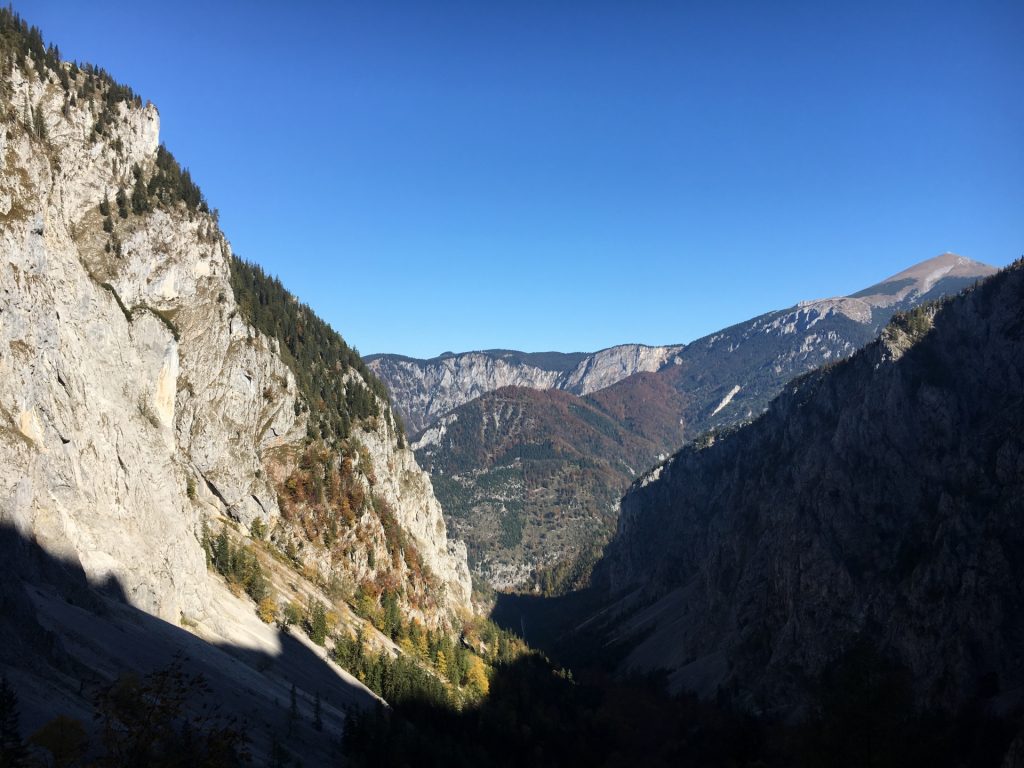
[593,260,1024,715]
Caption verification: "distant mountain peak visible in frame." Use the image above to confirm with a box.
[847,252,996,308]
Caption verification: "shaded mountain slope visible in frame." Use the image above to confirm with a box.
[595,260,1024,716]
[0,524,376,765]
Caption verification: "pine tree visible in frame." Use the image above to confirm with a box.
[115,187,128,218]
[0,677,27,768]
[214,530,230,574]
[131,175,148,215]
[31,106,45,140]
[287,684,298,735]
[269,733,288,768]
[245,561,268,603]
[307,599,328,646]
[382,590,401,639]
[200,521,212,565]
[281,600,303,630]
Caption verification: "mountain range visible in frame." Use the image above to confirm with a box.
[3,8,1021,766]
[372,253,996,591]
[366,343,682,435]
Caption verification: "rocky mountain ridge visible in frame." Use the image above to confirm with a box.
[661,252,997,437]
[369,253,993,441]
[367,343,683,434]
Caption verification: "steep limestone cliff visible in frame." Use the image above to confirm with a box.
[0,19,472,751]
[349,417,472,614]
[0,63,212,623]
[0,51,470,626]
[367,343,683,434]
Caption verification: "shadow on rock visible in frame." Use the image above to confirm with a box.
[0,523,376,766]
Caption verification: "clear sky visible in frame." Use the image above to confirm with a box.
[16,1,1024,358]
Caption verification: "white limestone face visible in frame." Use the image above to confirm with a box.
[0,61,472,632]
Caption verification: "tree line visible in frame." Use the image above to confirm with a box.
[228,256,402,446]
[0,7,143,141]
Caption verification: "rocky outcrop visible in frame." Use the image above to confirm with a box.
[355,418,472,612]
[596,262,1024,716]
[560,343,683,395]
[0,65,209,623]
[367,344,683,434]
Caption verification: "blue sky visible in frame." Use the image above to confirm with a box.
[17,1,1024,357]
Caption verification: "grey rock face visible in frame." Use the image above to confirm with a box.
[354,420,472,613]
[367,344,683,434]
[0,58,470,632]
[598,262,1024,716]
[0,67,208,623]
